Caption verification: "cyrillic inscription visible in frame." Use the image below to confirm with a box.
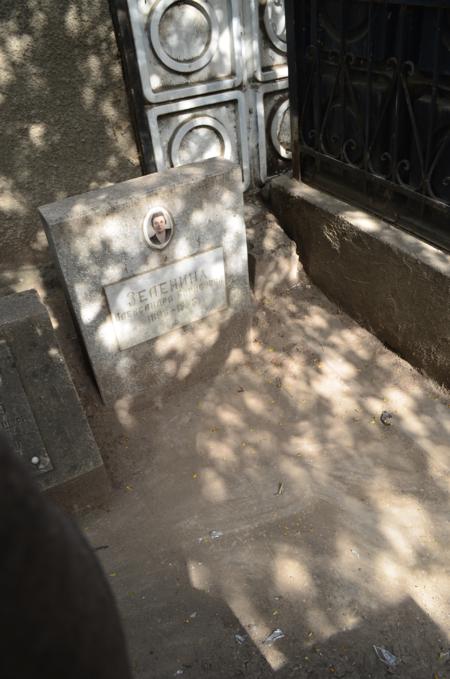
[105,247,227,351]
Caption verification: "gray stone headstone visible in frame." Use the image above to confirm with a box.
[0,290,106,500]
[39,159,252,403]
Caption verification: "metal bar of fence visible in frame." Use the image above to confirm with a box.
[285,0,450,252]
[108,0,157,175]
[300,145,450,213]
[285,0,301,180]
[349,0,450,6]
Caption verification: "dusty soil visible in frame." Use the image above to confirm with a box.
[17,198,450,678]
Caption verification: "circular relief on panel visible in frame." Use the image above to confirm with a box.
[150,0,219,73]
[271,99,292,160]
[170,116,233,167]
[264,0,287,53]
[143,206,175,250]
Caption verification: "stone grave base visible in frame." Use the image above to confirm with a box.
[0,290,108,508]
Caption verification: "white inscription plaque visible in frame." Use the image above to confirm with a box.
[105,247,227,351]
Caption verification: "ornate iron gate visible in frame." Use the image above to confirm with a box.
[110,0,292,189]
[286,0,450,251]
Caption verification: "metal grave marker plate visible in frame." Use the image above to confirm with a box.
[105,247,227,351]
[0,340,53,476]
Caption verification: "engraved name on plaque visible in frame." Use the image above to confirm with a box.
[104,247,227,351]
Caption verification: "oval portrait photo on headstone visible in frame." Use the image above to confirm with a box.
[143,206,174,250]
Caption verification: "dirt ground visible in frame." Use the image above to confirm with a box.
[32,198,450,677]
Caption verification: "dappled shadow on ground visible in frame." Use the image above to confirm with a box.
[6,7,448,673]
[78,202,450,679]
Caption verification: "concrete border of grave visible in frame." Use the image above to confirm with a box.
[0,290,108,509]
[39,159,253,403]
[267,175,450,390]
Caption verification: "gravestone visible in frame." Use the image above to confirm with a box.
[0,290,107,503]
[39,159,252,403]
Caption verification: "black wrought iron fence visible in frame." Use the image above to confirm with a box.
[285,0,450,252]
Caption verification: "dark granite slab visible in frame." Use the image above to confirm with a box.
[0,290,107,502]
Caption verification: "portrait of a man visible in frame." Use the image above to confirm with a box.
[143,207,174,250]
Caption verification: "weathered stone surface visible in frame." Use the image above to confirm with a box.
[0,290,107,501]
[104,247,228,351]
[268,175,450,389]
[245,198,301,301]
[39,159,252,403]
[0,0,139,274]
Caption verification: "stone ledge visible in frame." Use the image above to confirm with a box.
[268,175,450,389]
